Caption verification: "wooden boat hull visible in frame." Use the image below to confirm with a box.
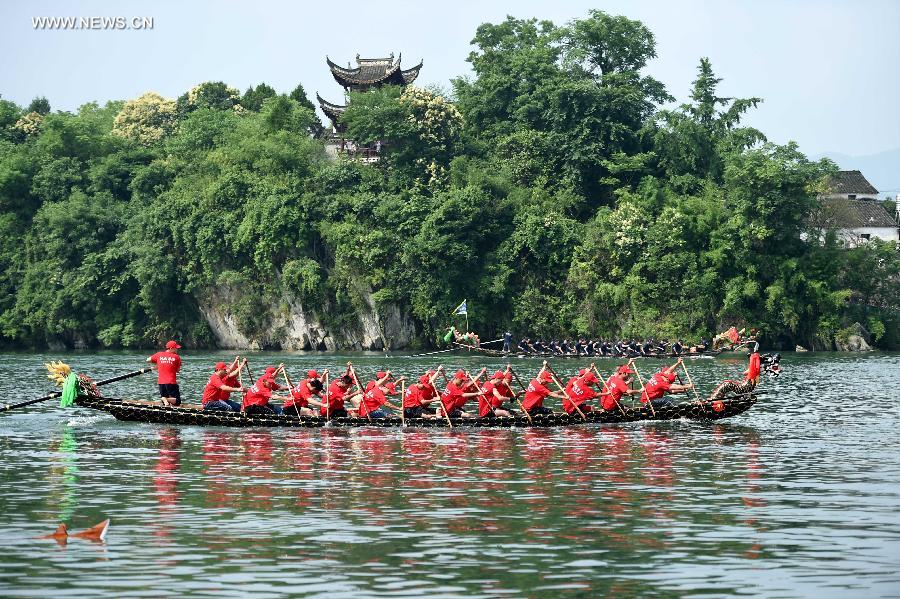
[452,343,723,359]
[74,394,757,428]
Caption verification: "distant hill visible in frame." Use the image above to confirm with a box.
[815,147,900,198]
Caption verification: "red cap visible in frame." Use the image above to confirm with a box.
[385,382,397,394]
[492,370,505,380]
[617,365,633,375]
[214,361,227,371]
[582,371,598,385]
[265,367,277,376]
[377,371,388,379]
[165,340,181,349]
[664,371,676,382]
[419,374,430,385]
[454,369,466,379]
[539,371,552,383]
[504,373,512,381]
[307,369,319,379]
[578,368,586,376]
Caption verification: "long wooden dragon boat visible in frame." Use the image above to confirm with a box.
[452,343,724,360]
[73,393,758,428]
[4,354,779,428]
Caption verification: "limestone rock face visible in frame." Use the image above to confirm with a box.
[835,322,873,352]
[197,287,416,350]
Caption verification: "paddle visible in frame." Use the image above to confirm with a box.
[399,379,406,427]
[324,371,331,422]
[680,359,701,403]
[281,365,303,418]
[544,361,586,421]
[591,364,628,417]
[348,364,372,423]
[506,366,533,425]
[433,366,455,428]
[2,367,153,412]
[629,360,655,417]
[464,367,488,418]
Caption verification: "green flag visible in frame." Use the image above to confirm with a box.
[60,372,79,408]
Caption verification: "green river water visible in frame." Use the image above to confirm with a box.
[0,350,898,597]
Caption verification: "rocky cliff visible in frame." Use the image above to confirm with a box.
[198,288,417,351]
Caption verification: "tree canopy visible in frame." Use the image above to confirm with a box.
[0,10,896,350]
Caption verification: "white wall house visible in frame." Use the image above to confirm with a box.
[814,170,899,246]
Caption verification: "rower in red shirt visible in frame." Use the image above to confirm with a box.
[478,371,513,418]
[283,369,327,417]
[202,360,245,412]
[601,363,643,411]
[640,359,693,408]
[242,374,291,415]
[522,369,565,416]
[562,369,600,414]
[147,340,182,406]
[359,371,402,418]
[403,372,440,419]
[439,370,482,418]
[320,375,355,418]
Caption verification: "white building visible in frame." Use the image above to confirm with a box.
[815,170,899,246]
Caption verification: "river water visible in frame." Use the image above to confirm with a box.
[0,351,898,597]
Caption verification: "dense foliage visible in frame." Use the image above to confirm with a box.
[1,10,898,350]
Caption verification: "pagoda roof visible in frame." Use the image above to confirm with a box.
[326,53,423,88]
[316,93,346,125]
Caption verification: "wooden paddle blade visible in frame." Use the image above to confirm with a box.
[71,519,109,542]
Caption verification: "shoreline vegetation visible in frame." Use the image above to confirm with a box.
[1,11,898,352]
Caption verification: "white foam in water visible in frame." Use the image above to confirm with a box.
[66,415,107,427]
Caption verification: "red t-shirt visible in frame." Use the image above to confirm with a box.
[478,381,504,417]
[421,382,437,402]
[149,351,181,385]
[563,377,598,413]
[202,374,226,406]
[496,381,514,400]
[603,375,630,410]
[441,381,466,412]
[745,353,761,382]
[242,382,273,408]
[522,379,551,410]
[359,385,387,416]
[641,373,672,402]
[284,381,319,409]
[321,381,346,415]
[403,385,424,409]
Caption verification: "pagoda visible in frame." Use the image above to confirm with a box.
[317,53,423,160]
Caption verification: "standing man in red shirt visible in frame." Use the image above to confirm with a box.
[202,361,245,412]
[147,340,182,406]
[640,359,693,408]
[522,369,565,416]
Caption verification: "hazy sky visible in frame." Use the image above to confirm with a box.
[2,0,898,157]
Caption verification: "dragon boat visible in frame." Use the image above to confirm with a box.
[452,343,724,360]
[73,392,758,428]
[5,354,779,429]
